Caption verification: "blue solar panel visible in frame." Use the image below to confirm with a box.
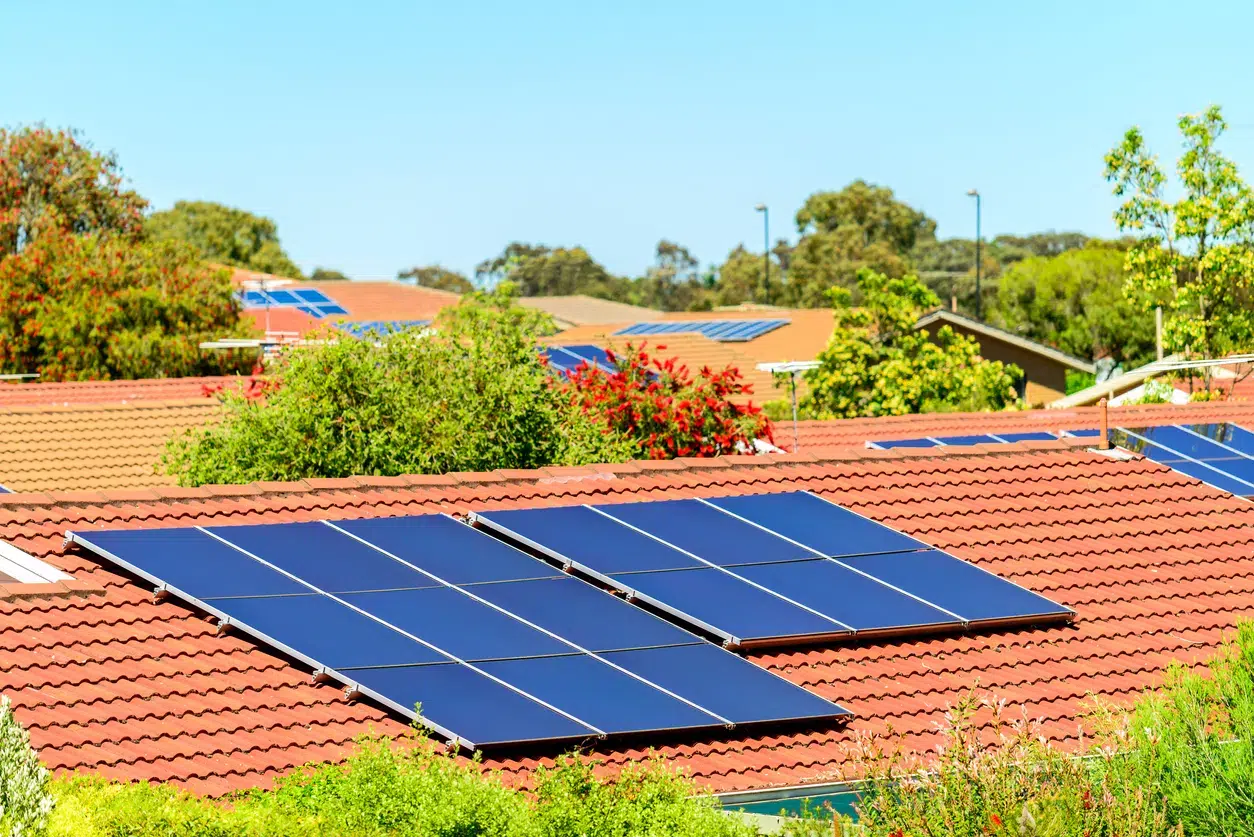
[593,499,816,567]
[266,289,301,305]
[467,577,699,652]
[603,644,847,725]
[477,655,724,734]
[297,305,326,318]
[293,288,333,304]
[609,566,850,644]
[703,492,927,558]
[613,319,788,343]
[935,434,1002,446]
[1206,423,1254,459]
[871,437,940,449]
[997,431,1060,442]
[0,484,10,495]
[333,516,565,585]
[840,550,1072,624]
[560,345,613,368]
[479,505,702,574]
[241,290,270,307]
[732,559,962,632]
[335,320,430,338]
[340,587,573,661]
[314,304,349,316]
[348,663,597,746]
[70,513,851,749]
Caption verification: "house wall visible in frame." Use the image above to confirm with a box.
[921,322,1072,405]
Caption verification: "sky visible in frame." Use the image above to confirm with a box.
[4,1,1253,280]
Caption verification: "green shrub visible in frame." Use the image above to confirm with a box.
[162,286,634,485]
[48,732,754,837]
[1065,369,1097,395]
[0,697,53,837]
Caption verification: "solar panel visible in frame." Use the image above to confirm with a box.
[869,437,941,449]
[314,304,350,316]
[266,290,301,305]
[293,288,333,304]
[67,514,851,748]
[335,320,431,338]
[542,345,614,375]
[238,287,347,315]
[474,491,1072,646]
[613,319,788,343]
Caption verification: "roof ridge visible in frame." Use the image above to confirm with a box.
[0,438,1101,509]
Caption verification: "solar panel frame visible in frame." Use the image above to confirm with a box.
[293,288,333,304]
[611,319,789,342]
[1116,427,1254,497]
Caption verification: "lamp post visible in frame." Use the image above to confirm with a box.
[967,189,982,320]
[755,204,769,302]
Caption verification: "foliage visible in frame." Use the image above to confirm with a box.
[163,286,631,485]
[1118,621,1254,835]
[0,698,52,837]
[397,264,474,293]
[1106,105,1254,389]
[1064,369,1096,395]
[558,342,773,459]
[844,691,1169,837]
[0,125,147,258]
[1126,378,1176,405]
[711,245,779,307]
[475,243,623,298]
[146,200,303,279]
[47,732,753,837]
[0,225,255,380]
[633,240,712,311]
[308,267,350,282]
[989,243,1157,366]
[802,269,1022,418]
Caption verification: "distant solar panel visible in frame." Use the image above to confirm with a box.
[239,287,348,319]
[613,319,788,343]
[335,320,431,338]
[69,514,849,749]
[867,429,1094,449]
[473,491,1072,647]
[541,345,614,375]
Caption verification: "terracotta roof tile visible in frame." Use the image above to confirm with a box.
[1,435,1252,796]
[0,377,234,408]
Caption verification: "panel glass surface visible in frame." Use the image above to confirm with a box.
[266,290,301,305]
[603,644,850,725]
[477,654,722,734]
[334,516,565,585]
[611,567,849,642]
[209,593,449,669]
[593,499,816,566]
[704,492,928,558]
[293,288,333,304]
[935,434,1002,446]
[997,431,1059,442]
[732,559,962,631]
[466,576,700,652]
[75,528,310,599]
[340,587,573,661]
[348,663,598,746]
[839,549,1072,623]
[204,521,440,593]
[871,438,939,449]
[475,506,703,573]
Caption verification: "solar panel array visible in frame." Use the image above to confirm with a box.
[474,491,1072,647]
[335,320,432,339]
[868,429,1099,449]
[867,423,1254,500]
[240,288,349,319]
[541,345,615,375]
[613,319,789,342]
[69,514,848,750]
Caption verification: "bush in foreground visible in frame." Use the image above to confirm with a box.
[0,697,52,837]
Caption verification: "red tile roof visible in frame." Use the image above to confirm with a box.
[787,400,1254,454]
[7,410,1254,796]
[0,378,232,409]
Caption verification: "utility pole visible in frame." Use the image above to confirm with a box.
[755,204,769,302]
[967,189,982,320]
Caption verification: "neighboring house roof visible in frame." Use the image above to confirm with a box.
[518,295,665,328]
[7,414,1254,797]
[787,400,1254,454]
[234,277,462,337]
[0,377,235,409]
[0,400,223,492]
[914,310,1097,374]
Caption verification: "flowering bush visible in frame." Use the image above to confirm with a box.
[0,697,52,837]
[0,226,255,380]
[557,342,773,459]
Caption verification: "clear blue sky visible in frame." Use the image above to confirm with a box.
[4,1,1252,280]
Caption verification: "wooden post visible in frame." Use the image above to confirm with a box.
[1098,397,1110,450]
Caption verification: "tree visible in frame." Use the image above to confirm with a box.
[780,181,937,308]
[634,240,711,310]
[1106,105,1254,389]
[0,125,147,257]
[146,200,303,279]
[474,242,626,299]
[308,267,350,282]
[162,286,631,485]
[558,342,772,459]
[0,225,255,380]
[710,245,779,307]
[802,268,1021,418]
[989,243,1156,367]
[397,264,473,294]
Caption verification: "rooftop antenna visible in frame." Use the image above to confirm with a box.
[756,361,819,453]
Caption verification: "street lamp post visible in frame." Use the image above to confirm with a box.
[967,189,982,320]
[755,204,769,302]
